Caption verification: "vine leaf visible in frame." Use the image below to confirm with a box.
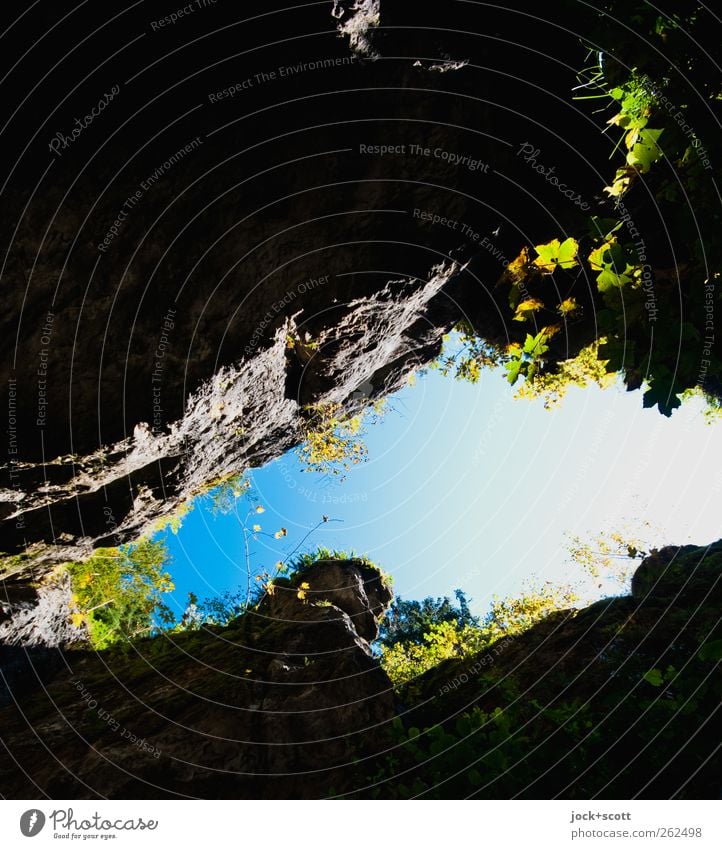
[505,359,522,385]
[643,385,682,417]
[533,237,579,273]
[523,332,549,356]
[643,668,663,686]
[589,239,636,291]
[698,639,722,662]
[557,297,579,316]
[513,297,544,321]
[626,128,664,173]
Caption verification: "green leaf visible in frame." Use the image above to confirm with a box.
[643,668,664,686]
[556,237,579,269]
[698,639,722,662]
[626,128,664,173]
[533,237,579,272]
[505,359,522,386]
[467,768,483,787]
[522,332,548,357]
[596,265,634,291]
[588,216,622,241]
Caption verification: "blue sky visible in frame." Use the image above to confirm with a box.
[158,367,722,621]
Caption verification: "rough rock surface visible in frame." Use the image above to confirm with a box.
[0,1,613,566]
[0,559,396,799]
[0,568,86,648]
[381,542,722,799]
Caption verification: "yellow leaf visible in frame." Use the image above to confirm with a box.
[513,298,544,321]
[540,324,561,339]
[299,581,310,590]
[297,589,307,601]
[588,240,613,271]
[506,246,530,281]
[557,297,578,316]
[266,582,275,596]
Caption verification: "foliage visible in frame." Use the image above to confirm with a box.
[147,499,195,536]
[67,540,175,649]
[433,9,721,415]
[380,621,489,687]
[514,341,617,407]
[378,589,478,648]
[681,387,722,423]
[378,582,578,687]
[364,539,722,798]
[198,472,249,515]
[291,545,375,573]
[178,588,246,629]
[298,403,369,476]
[434,324,505,384]
[482,582,579,642]
[565,522,663,591]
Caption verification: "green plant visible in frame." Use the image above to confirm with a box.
[378,581,578,687]
[66,540,175,649]
[380,620,489,686]
[297,402,369,476]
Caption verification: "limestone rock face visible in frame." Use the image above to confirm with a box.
[0,559,396,799]
[0,2,609,565]
[260,558,393,642]
[0,569,86,648]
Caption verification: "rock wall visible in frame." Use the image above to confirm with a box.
[0,1,614,562]
[0,558,396,799]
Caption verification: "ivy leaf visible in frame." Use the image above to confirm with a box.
[604,166,634,197]
[643,668,664,687]
[588,240,614,271]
